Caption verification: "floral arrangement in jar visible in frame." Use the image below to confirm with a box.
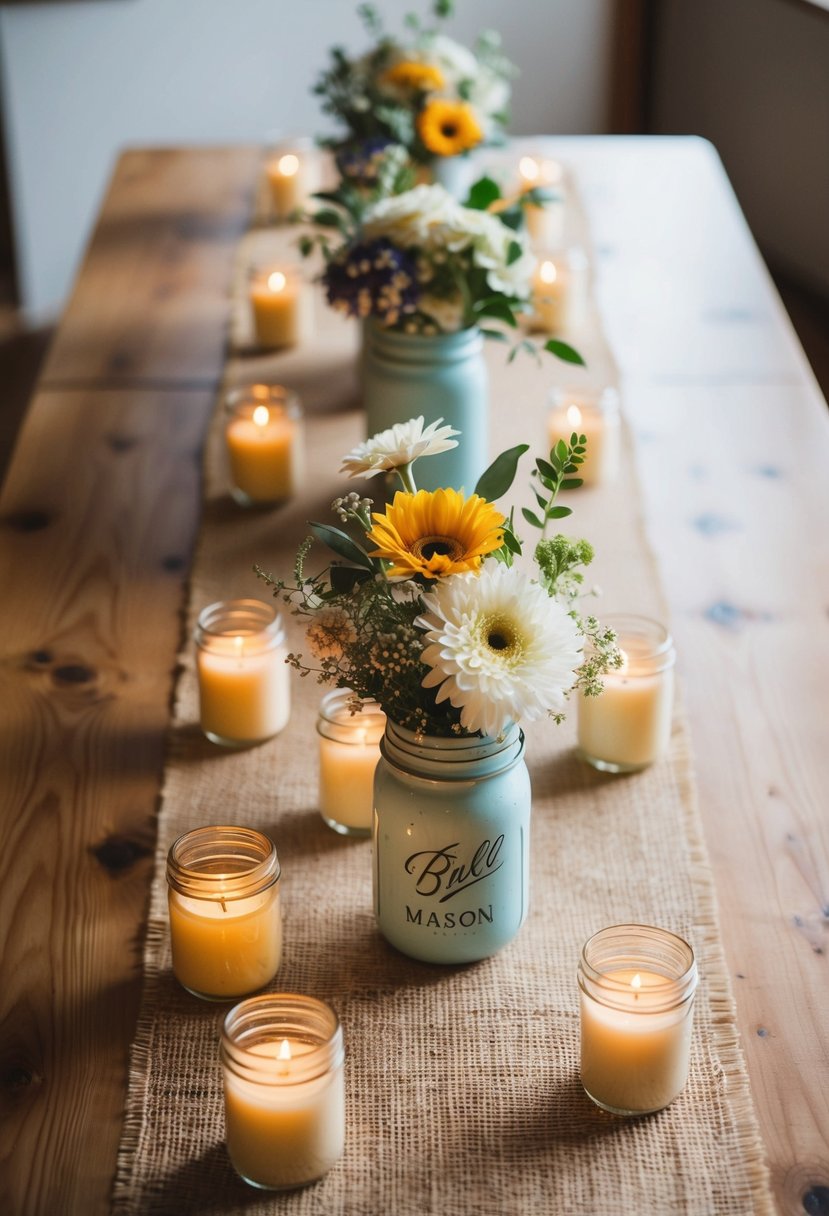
[256,417,617,739]
[313,0,515,174]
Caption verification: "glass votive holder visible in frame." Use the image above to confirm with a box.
[167,826,282,1001]
[577,615,676,773]
[264,136,319,222]
[518,153,565,193]
[530,247,589,335]
[248,263,309,350]
[225,384,304,507]
[317,689,386,838]
[221,993,346,1190]
[195,599,290,747]
[578,923,698,1116]
[548,385,621,488]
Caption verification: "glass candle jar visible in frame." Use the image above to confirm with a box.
[264,137,319,222]
[317,690,386,838]
[548,386,621,488]
[167,826,282,1001]
[225,384,304,507]
[578,924,698,1116]
[221,993,345,1190]
[194,599,290,747]
[530,247,589,335]
[248,263,308,350]
[577,615,676,773]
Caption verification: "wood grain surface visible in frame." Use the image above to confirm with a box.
[0,139,827,1215]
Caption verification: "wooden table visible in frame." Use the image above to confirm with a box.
[0,139,826,1216]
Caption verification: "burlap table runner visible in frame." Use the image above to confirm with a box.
[112,157,774,1215]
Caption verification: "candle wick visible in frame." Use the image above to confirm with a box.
[220,897,228,913]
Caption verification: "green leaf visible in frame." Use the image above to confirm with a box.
[502,526,522,555]
[474,443,529,501]
[498,205,524,231]
[472,297,518,327]
[536,457,557,482]
[479,327,510,343]
[329,565,372,592]
[464,175,501,210]
[307,522,373,569]
[506,239,523,266]
[521,506,544,529]
[547,505,573,519]
[554,439,569,464]
[561,478,584,490]
[533,489,548,510]
[544,338,586,367]
[311,208,345,229]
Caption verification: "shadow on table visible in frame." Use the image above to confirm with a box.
[138,1141,292,1214]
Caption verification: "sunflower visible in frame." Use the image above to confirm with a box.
[381,60,445,93]
[366,488,504,580]
[417,99,482,157]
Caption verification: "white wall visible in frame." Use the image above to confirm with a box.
[0,0,614,317]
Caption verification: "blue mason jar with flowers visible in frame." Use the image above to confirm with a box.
[258,419,620,964]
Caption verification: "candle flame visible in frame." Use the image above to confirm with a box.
[566,403,582,429]
[519,155,540,183]
[267,271,287,294]
[278,1038,292,1061]
[631,973,641,990]
[252,405,270,428]
[233,635,244,659]
[277,153,299,177]
[539,260,557,285]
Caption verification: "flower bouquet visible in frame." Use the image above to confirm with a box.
[302,175,583,489]
[313,0,515,189]
[257,418,617,963]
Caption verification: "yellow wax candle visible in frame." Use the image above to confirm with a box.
[249,267,305,349]
[577,616,676,773]
[531,251,588,335]
[518,155,566,249]
[195,599,290,747]
[222,996,345,1190]
[169,888,282,999]
[265,151,316,221]
[166,826,282,1001]
[578,926,698,1116]
[548,389,621,487]
[226,395,303,505]
[317,691,385,836]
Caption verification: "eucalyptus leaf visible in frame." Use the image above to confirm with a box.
[561,478,584,490]
[521,507,544,529]
[547,505,572,519]
[308,521,373,569]
[475,443,529,501]
[536,457,557,481]
[554,438,569,464]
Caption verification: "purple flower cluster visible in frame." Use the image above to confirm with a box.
[335,138,397,186]
[323,238,419,326]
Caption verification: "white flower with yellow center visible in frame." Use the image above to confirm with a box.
[340,416,459,478]
[417,563,583,737]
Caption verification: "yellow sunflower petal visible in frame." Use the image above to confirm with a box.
[382,60,445,93]
[367,488,504,579]
[417,99,482,158]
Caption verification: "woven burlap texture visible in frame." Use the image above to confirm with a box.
[112,157,774,1216]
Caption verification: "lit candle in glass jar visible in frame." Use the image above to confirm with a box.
[221,994,345,1190]
[578,924,698,1115]
[265,141,319,221]
[578,615,676,772]
[548,387,621,487]
[248,266,307,350]
[531,249,588,334]
[225,384,304,507]
[195,599,290,747]
[519,155,566,249]
[317,690,386,837]
[166,826,282,1000]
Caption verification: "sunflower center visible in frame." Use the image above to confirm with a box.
[412,535,464,562]
[441,123,458,138]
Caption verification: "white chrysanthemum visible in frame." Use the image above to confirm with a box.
[416,563,583,737]
[340,416,460,478]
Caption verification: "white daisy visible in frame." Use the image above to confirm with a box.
[339,416,460,479]
[416,563,583,737]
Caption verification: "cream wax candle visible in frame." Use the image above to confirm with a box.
[265,142,319,221]
[317,690,386,837]
[578,616,675,772]
[578,924,698,1115]
[195,599,290,747]
[221,994,345,1190]
[167,826,282,1001]
[249,265,307,350]
[225,384,304,507]
[548,387,621,487]
[518,155,566,250]
[530,249,589,335]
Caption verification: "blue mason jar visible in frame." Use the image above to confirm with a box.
[372,721,531,964]
[362,322,488,493]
